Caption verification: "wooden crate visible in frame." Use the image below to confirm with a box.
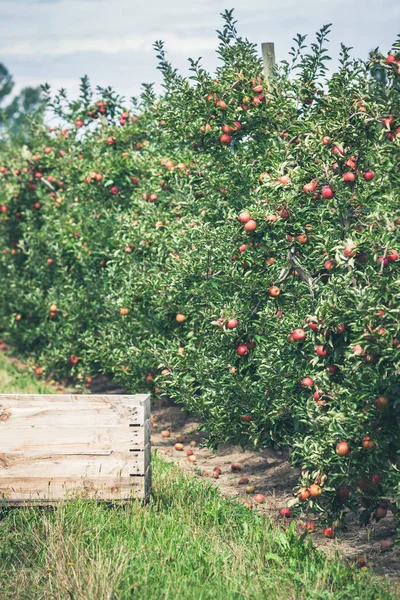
[0,394,151,504]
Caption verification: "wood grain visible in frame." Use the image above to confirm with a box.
[0,394,151,503]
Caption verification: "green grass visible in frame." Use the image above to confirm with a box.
[0,352,396,599]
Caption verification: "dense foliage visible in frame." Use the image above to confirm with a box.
[0,11,399,532]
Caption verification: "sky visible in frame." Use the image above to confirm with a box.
[0,0,399,104]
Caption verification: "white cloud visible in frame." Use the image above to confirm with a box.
[0,33,217,58]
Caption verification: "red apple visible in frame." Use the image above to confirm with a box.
[316,345,328,357]
[292,328,306,342]
[336,441,350,456]
[363,170,375,181]
[237,344,248,356]
[241,414,253,423]
[280,507,292,518]
[321,185,334,199]
[323,527,335,539]
[227,318,238,329]
[343,172,355,183]
[374,396,389,411]
[238,211,250,223]
[269,286,281,297]
[301,377,314,388]
[231,463,242,472]
[220,134,232,144]
[253,493,265,503]
[303,182,316,193]
[244,219,257,232]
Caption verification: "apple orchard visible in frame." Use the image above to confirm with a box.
[0,13,399,536]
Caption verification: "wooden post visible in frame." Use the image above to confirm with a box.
[261,42,276,85]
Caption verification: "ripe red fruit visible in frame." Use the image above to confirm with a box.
[253,493,265,503]
[316,345,328,357]
[362,436,375,450]
[46,258,54,266]
[309,484,322,498]
[336,441,350,456]
[238,477,249,485]
[363,170,375,181]
[338,486,350,500]
[377,256,389,268]
[301,377,314,388]
[374,507,387,521]
[344,242,357,258]
[220,134,232,144]
[374,396,389,411]
[238,211,250,223]
[241,415,252,422]
[237,344,249,356]
[298,487,310,502]
[75,119,84,128]
[324,259,335,271]
[239,244,247,253]
[321,185,334,199]
[232,121,242,130]
[226,318,238,329]
[387,249,398,262]
[371,473,381,485]
[335,324,345,334]
[323,527,335,539]
[68,355,79,366]
[279,507,292,518]
[268,286,280,297]
[279,208,290,219]
[106,137,116,145]
[353,344,365,356]
[343,172,355,183]
[244,219,257,232]
[297,234,308,244]
[322,136,332,145]
[0,205,7,213]
[386,55,396,64]
[174,443,184,451]
[292,328,306,342]
[303,182,316,193]
[110,186,119,195]
[221,124,232,133]
[230,463,242,472]
[332,145,344,156]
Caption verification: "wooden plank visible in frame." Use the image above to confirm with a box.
[261,42,276,85]
[0,476,145,501]
[0,394,149,424]
[0,422,149,455]
[0,450,147,478]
